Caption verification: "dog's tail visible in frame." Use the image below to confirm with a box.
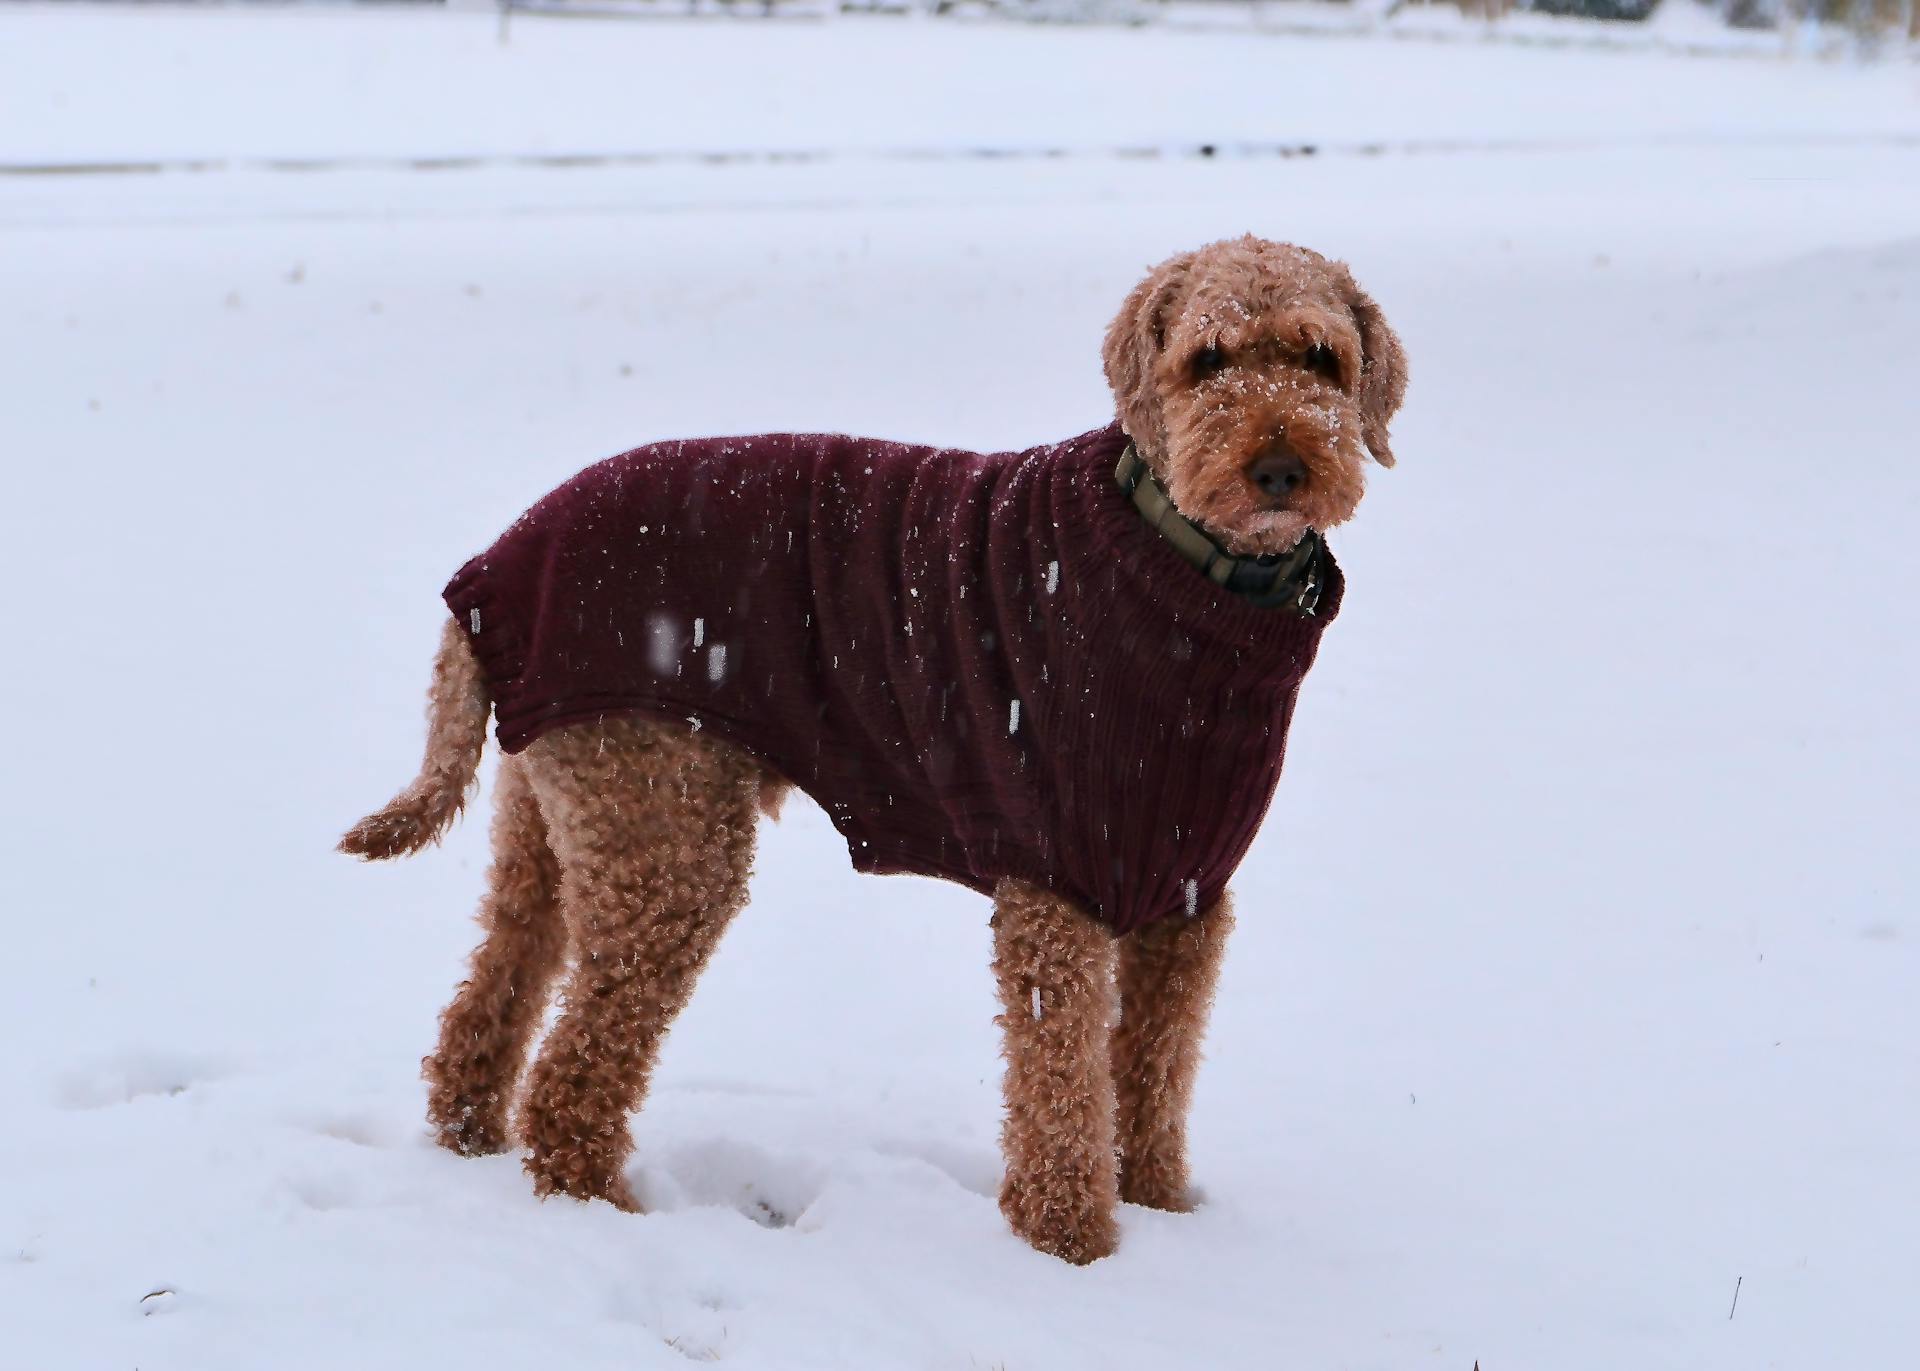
[338,617,491,861]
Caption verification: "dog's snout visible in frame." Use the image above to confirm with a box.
[1247,448,1308,501]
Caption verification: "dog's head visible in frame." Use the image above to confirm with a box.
[1102,236,1407,556]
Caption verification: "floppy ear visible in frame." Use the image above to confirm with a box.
[1101,256,1190,458]
[1342,272,1408,468]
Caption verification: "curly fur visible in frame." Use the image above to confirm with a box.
[1112,897,1234,1211]
[342,235,1404,1262]
[512,716,762,1207]
[338,617,489,860]
[991,878,1122,1265]
[1102,235,1407,555]
[421,756,568,1157]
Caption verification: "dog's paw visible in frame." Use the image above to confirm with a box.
[431,1115,513,1158]
[1014,1211,1119,1266]
[525,1153,642,1213]
[1000,1180,1119,1265]
[1119,1179,1195,1214]
[423,1086,513,1158]
[1118,1162,1195,1214]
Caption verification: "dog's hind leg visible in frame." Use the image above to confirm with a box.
[515,718,760,1210]
[991,879,1121,1264]
[423,755,568,1157]
[1109,895,1233,1212]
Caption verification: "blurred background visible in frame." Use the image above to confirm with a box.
[2,4,1915,1370]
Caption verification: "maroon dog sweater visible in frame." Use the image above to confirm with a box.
[445,421,1341,933]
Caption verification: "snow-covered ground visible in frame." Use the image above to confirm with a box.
[3,7,1918,1369]
[7,3,1920,167]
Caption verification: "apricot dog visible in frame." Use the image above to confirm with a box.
[343,236,1406,1264]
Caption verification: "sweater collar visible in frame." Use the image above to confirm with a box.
[1112,443,1326,616]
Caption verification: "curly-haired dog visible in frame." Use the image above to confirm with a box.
[342,235,1406,1263]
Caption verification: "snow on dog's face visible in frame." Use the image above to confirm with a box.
[1103,236,1407,557]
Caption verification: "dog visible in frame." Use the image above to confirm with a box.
[342,235,1406,1264]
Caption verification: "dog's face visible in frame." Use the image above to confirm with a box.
[1102,237,1408,556]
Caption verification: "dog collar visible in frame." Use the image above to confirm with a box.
[1114,442,1325,615]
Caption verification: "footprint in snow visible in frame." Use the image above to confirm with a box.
[285,1171,364,1213]
[53,1052,226,1110]
[638,1138,826,1230]
[870,1138,999,1199]
[301,1111,408,1149]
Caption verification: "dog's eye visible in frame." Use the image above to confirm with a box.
[1191,345,1227,380]
[1303,342,1342,382]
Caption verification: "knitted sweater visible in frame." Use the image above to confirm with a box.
[444,421,1341,933]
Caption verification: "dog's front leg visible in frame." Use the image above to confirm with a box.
[990,879,1120,1264]
[1109,895,1233,1212]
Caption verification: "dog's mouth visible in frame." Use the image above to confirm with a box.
[1198,505,1311,558]
[1159,470,1312,553]
[1236,507,1312,550]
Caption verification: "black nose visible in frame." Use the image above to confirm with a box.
[1247,449,1308,501]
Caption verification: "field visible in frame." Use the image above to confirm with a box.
[3,7,1917,1368]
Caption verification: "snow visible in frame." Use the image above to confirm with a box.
[649,612,683,675]
[3,7,1919,1371]
[4,3,1919,169]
